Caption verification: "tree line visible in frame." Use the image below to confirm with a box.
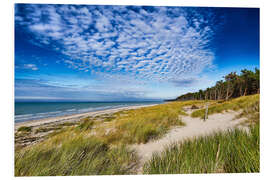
[175,68,260,101]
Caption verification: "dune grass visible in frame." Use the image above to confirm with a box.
[94,113,118,122]
[95,101,204,144]
[143,122,259,174]
[191,94,259,119]
[35,126,62,134]
[15,130,138,176]
[17,126,32,133]
[237,98,260,125]
[75,117,95,131]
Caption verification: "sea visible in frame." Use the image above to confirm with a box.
[15,101,163,123]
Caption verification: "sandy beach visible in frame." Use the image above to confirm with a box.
[14,95,259,175]
[15,104,159,130]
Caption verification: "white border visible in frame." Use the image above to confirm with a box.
[10,0,262,7]
[1,0,270,180]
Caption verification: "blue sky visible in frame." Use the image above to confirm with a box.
[15,4,259,101]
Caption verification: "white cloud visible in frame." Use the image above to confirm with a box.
[15,5,220,85]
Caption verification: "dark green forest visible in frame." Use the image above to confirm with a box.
[175,68,260,101]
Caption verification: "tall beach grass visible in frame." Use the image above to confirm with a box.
[15,131,138,176]
[143,123,259,174]
[95,101,204,144]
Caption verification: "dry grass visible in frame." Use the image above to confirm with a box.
[15,130,138,176]
[143,123,259,174]
[94,101,205,144]
[17,126,32,133]
[191,94,259,120]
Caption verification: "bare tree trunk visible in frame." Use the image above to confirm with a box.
[226,86,229,101]
[220,89,223,100]
[243,87,247,96]
[226,83,234,101]
[239,85,243,96]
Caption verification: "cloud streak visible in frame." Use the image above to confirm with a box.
[16,63,39,71]
[15,5,221,86]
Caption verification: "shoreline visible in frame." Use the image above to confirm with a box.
[15,104,159,129]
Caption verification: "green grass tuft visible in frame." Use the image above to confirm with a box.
[17,126,32,133]
[76,117,95,131]
[15,133,138,176]
[143,123,259,174]
[35,126,62,134]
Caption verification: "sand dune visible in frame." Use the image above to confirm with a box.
[133,108,248,173]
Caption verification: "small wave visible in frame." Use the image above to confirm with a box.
[15,117,34,121]
[47,111,63,115]
[15,114,34,118]
[15,113,62,122]
[15,115,45,122]
[78,106,116,112]
[65,109,77,112]
[78,108,94,112]
[38,111,62,115]
[77,104,131,113]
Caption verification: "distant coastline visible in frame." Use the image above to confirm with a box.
[15,103,161,128]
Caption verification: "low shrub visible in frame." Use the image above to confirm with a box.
[76,117,94,131]
[17,126,32,133]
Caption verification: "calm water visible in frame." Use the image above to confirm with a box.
[15,101,162,123]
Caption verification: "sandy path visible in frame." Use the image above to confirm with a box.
[133,108,247,173]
